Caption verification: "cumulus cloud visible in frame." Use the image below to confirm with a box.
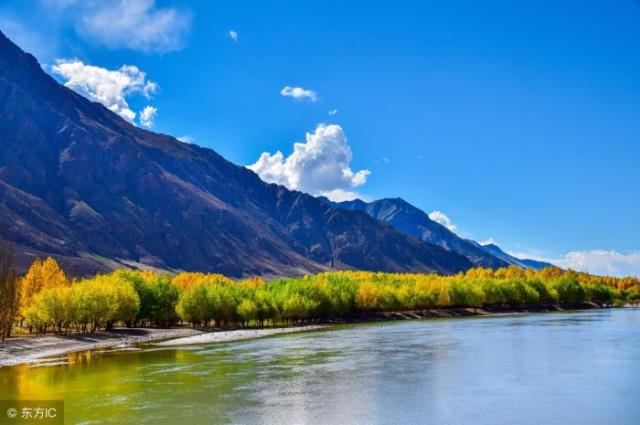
[44,0,192,53]
[248,124,370,201]
[280,86,318,102]
[51,58,158,123]
[428,211,457,233]
[510,249,640,277]
[228,30,239,42]
[559,250,640,277]
[139,105,157,128]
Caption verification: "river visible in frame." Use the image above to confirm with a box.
[1,309,639,424]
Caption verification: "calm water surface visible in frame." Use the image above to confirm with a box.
[1,309,639,425]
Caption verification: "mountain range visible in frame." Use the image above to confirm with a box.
[320,197,550,270]
[0,30,549,277]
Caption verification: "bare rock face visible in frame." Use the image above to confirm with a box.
[0,31,472,277]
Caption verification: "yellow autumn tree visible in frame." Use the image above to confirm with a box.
[20,257,68,315]
[355,281,378,310]
[172,272,209,290]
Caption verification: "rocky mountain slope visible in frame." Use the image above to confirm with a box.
[0,30,472,277]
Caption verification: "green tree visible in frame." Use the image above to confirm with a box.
[449,280,485,307]
[176,283,215,328]
[586,284,614,305]
[237,299,258,326]
[554,277,586,306]
[119,272,179,327]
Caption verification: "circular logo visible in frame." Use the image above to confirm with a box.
[6,407,17,418]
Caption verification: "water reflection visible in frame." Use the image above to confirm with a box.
[1,309,639,425]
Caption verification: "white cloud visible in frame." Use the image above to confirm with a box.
[559,250,640,277]
[374,157,390,164]
[329,109,338,116]
[139,105,157,128]
[321,189,365,202]
[480,237,497,246]
[228,30,239,42]
[510,249,640,277]
[51,58,158,123]
[280,86,318,102]
[248,124,370,201]
[177,135,194,144]
[45,0,192,53]
[428,211,457,233]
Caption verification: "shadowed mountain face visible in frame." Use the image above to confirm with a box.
[326,197,549,270]
[0,31,473,277]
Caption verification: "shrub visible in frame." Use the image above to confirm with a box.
[554,277,586,306]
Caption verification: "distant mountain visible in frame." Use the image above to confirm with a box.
[0,30,472,277]
[324,197,550,270]
[322,197,508,268]
[471,243,552,270]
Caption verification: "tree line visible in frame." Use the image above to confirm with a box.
[1,248,639,336]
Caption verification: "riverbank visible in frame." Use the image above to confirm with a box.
[325,302,604,323]
[0,327,204,367]
[0,325,332,367]
[0,303,609,368]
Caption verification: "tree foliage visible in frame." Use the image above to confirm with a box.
[20,257,67,317]
[11,260,640,335]
[23,275,140,333]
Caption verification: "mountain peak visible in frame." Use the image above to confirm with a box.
[0,29,44,81]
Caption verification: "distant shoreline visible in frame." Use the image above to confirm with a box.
[0,303,615,368]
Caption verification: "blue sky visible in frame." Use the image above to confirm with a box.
[1,0,639,275]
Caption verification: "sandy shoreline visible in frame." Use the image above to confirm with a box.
[0,327,204,367]
[0,325,328,368]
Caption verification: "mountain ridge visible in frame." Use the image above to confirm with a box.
[0,30,473,277]
[322,197,550,270]
[471,242,552,270]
